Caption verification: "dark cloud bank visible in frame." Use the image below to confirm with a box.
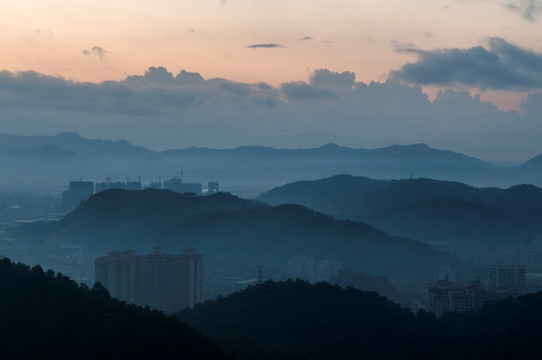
[392,38,542,91]
[1,45,542,162]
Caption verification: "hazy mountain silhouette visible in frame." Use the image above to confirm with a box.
[0,133,152,191]
[7,131,542,194]
[13,189,464,280]
[257,175,542,246]
[502,153,542,185]
[153,142,497,181]
[0,132,514,193]
[1,145,81,160]
[0,132,152,160]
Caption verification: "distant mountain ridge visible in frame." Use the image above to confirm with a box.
[2,145,81,160]
[1,132,542,192]
[160,142,489,162]
[0,131,536,165]
[0,132,153,159]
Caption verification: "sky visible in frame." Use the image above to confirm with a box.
[1,0,542,163]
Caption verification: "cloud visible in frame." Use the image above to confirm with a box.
[123,66,175,86]
[300,36,313,41]
[391,37,542,91]
[83,46,111,60]
[176,70,204,84]
[281,70,355,100]
[505,0,542,21]
[122,67,205,87]
[391,40,418,52]
[281,81,336,100]
[1,66,542,162]
[247,43,284,49]
[310,69,355,89]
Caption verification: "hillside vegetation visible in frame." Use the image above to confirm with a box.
[257,175,542,245]
[179,279,542,360]
[0,257,225,359]
[12,189,465,280]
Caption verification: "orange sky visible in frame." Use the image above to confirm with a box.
[0,0,541,109]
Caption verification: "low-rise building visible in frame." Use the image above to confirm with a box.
[428,279,510,316]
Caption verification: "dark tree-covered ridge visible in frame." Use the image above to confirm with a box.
[0,257,226,359]
[179,280,418,360]
[179,279,542,360]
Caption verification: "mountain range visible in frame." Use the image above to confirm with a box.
[12,189,468,282]
[2,132,542,193]
[257,175,542,248]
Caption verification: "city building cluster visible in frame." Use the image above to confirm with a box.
[427,264,526,316]
[62,177,219,210]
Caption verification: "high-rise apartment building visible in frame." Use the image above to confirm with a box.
[488,264,526,295]
[95,247,204,313]
[287,256,315,282]
[62,180,94,210]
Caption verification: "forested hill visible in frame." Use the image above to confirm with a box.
[0,257,226,359]
[257,175,542,245]
[12,189,464,279]
[60,187,264,228]
[14,189,265,249]
[178,279,542,360]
